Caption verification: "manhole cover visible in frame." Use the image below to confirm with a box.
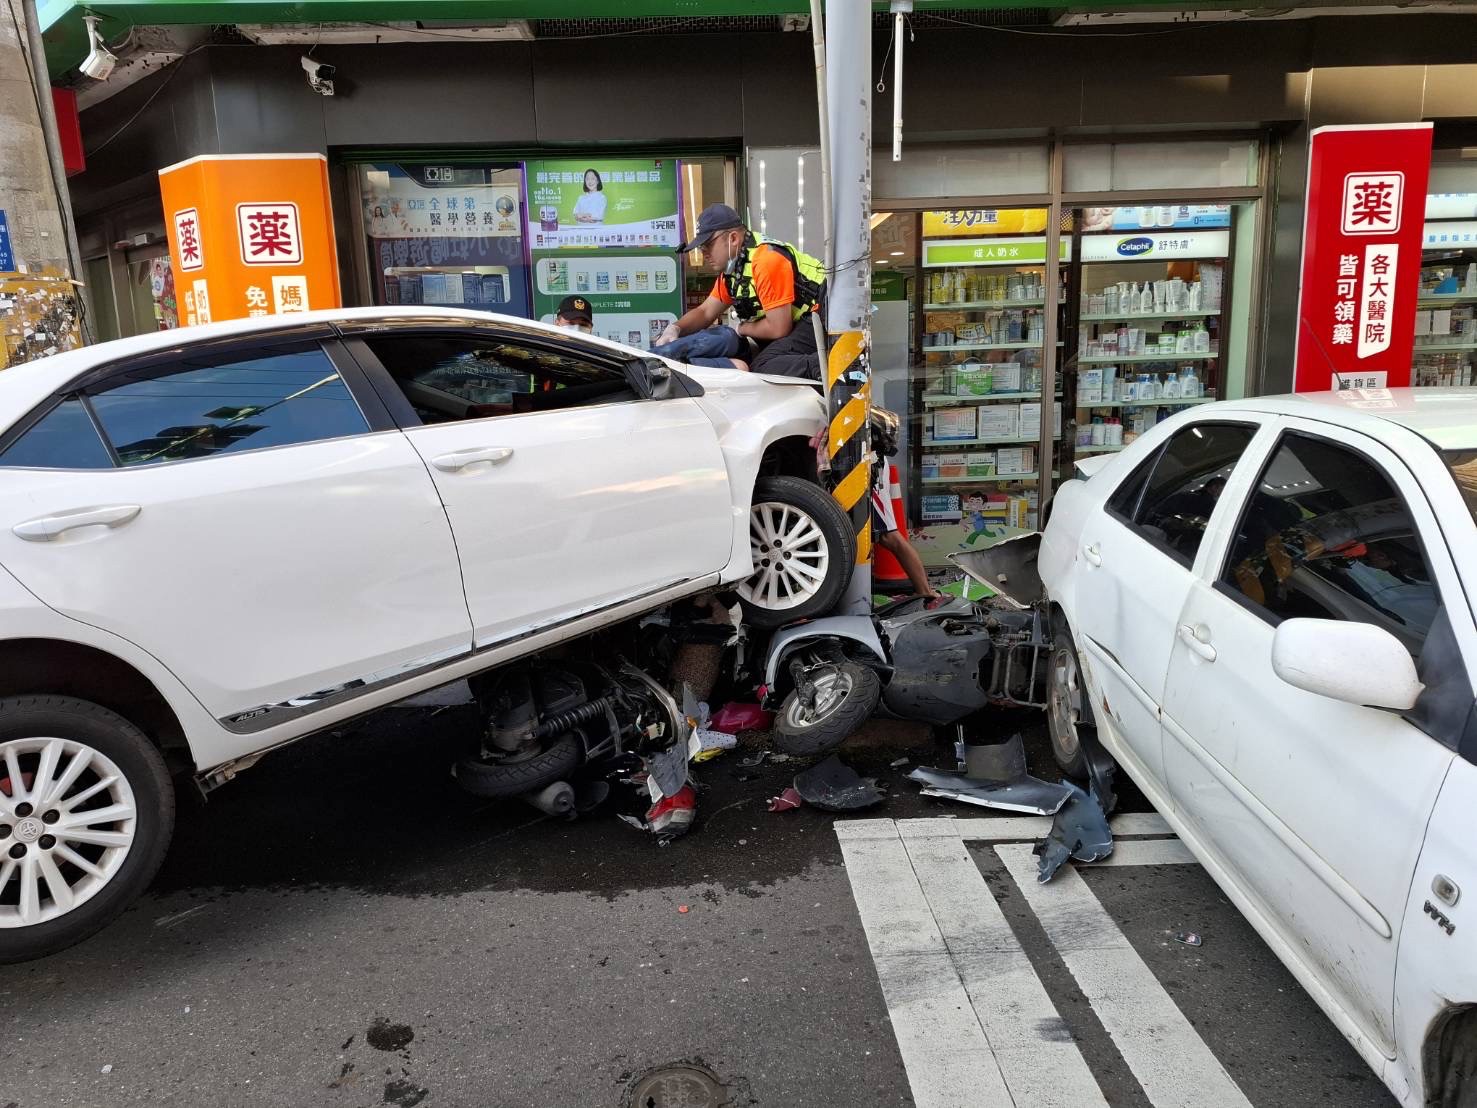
[625,1062,730,1108]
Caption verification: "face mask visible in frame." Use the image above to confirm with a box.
[723,236,743,274]
[558,320,592,333]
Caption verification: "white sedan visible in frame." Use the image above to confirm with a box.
[0,307,851,962]
[1030,388,1476,1106]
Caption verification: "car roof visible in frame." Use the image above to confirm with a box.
[1200,388,1477,452]
[0,307,649,416]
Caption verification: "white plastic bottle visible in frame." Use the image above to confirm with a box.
[1193,321,1211,354]
[1180,366,1200,398]
[1162,371,1180,399]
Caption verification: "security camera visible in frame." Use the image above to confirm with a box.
[79,15,117,81]
[300,55,335,96]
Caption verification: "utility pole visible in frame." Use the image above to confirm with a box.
[822,0,873,613]
[0,0,89,366]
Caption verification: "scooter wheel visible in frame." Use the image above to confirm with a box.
[454,733,581,799]
[774,661,881,756]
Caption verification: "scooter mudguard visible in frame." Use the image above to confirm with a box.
[762,615,888,690]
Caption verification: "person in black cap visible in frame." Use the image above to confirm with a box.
[555,295,594,334]
[657,203,828,379]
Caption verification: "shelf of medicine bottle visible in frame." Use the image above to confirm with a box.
[1079,310,1221,323]
[1077,352,1219,365]
[925,342,1046,353]
[925,299,1046,311]
[1072,444,1126,455]
[922,392,1063,406]
[1076,397,1216,409]
[922,434,1050,449]
[1412,342,1477,352]
[923,472,1056,485]
[1417,294,1477,307]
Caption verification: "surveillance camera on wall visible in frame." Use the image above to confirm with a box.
[301,55,335,96]
[80,15,118,81]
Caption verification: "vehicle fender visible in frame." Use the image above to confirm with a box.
[762,615,887,689]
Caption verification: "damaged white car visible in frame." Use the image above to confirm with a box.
[0,307,853,961]
[964,390,1477,1107]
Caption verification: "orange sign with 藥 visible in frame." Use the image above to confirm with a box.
[158,153,342,326]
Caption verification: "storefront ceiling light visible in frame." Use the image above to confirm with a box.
[238,20,535,45]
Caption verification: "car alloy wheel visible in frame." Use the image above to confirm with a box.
[0,737,137,928]
[1047,644,1085,762]
[739,500,832,613]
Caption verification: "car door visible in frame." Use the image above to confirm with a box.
[345,324,732,650]
[1070,419,1266,788]
[0,327,474,732]
[1161,420,1463,1058]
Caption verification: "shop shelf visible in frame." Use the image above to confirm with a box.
[922,472,1056,484]
[922,392,1063,406]
[1078,310,1221,323]
[1076,352,1219,365]
[922,435,1049,449]
[1076,397,1216,409]
[1417,294,1477,307]
[924,299,1046,311]
[1413,342,1477,353]
[925,342,1044,353]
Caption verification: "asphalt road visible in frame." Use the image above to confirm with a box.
[0,696,1396,1108]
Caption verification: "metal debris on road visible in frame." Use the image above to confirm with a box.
[1034,778,1114,882]
[907,734,1075,815]
[1176,931,1203,947]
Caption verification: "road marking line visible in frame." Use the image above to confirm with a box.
[835,820,1016,1106]
[931,812,1174,842]
[1089,838,1198,867]
[897,820,1109,1107]
[995,842,1252,1108]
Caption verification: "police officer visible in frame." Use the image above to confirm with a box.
[554,295,594,333]
[664,204,827,379]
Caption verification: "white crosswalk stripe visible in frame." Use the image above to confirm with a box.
[838,816,1251,1108]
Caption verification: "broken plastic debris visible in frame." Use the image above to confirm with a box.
[101,1065,113,1074]
[908,767,1073,816]
[1034,778,1114,882]
[890,757,910,769]
[767,787,804,813]
[645,738,690,800]
[1175,931,1203,947]
[689,728,738,763]
[678,905,690,914]
[792,755,886,812]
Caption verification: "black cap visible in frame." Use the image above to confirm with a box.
[556,295,593,324]
[677,203,745,253]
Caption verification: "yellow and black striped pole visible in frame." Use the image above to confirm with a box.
[822,0,873,613]
[826,329,872,604]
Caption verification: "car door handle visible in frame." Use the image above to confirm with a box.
[1082,543,1102,567]
[1177,624,1218,662]
[13,504,142,542]
[430,447,514,472]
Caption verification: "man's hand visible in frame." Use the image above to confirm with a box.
[657,323,681,346]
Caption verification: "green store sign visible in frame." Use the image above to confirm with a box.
[922,237,1072,268]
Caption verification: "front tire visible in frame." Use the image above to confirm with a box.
[0,696,174,964]
[738,476,856,630]
[1046,628,1094,779]
[774,661,881,756]
[453,733,582,799]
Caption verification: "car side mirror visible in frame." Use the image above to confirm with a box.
[1271,618,1424,710]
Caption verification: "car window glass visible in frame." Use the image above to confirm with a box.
[1128,422,1258,565]
[88,344,368,467]
[361,334,638,425]
[1220,433,1439,656]
[1106,447,1162,521]
[0,397,113,470]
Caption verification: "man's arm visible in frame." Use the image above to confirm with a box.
[737,308,794,343]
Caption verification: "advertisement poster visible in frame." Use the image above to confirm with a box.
[1293,123,1433,392]
[923,236,1070,268]
[922,209,1049,238]
[1079,229,1230,262]
[1080,204,1231,232]
[359,163,530,319]
[526,159,680,250]
[159,152,342,326]
[532,249,680,351]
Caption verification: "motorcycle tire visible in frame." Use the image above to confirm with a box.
[774,661,882,757]
[454,733,581,799]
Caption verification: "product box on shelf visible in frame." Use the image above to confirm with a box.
[935,453,969,479]
[966,452,997,478]
[990,361,1022,392]
[1079,368,1104,405]
[954,363,993,396]
[995,446,1036,476]
[976,404,1020,440]
[932,407,977,442]
[1019,402,1061,437]
[922,494,963,522]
